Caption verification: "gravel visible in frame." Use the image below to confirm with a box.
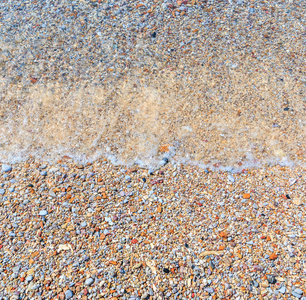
[0,159,304,299]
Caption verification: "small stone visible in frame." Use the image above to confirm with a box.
[1,164,12,172]
[49,190,56,197]
[228,174,235,183]
[294,289,303,295]
[252,281,259,288]
[269,253,278,260]
[81,222,87,228]
[65,290,73,299]
[292,291,303,299]
[262,280,269,288]
[267,275,276,284]
[243,193,250,199]
[209,261,215,269]
[40,171,47,176]
[133,263,142,269]
[26,275,33,282]
[293,198,302,206]
[253,265,263,272]
[223,257,232,267]
[278,286,286,294]
[85,278,94,286]
[204,287,214,294]
[160,157,169,166]
[39,210,48,216]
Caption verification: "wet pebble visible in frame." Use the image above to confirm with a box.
[1,164,12,172]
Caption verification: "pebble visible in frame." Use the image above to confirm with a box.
[292,291,303,299]
[205,288,214,294]
[65,290,74,299]
[294,289,304,295]
[227,175,235,183]
[85,278,94,286]
[1,164,12,172]
[267,275,276,284]
[25,275,33,282]
[39,210,48,216]
[278,286,286,294]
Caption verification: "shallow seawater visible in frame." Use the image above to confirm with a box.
[0,0,305,170]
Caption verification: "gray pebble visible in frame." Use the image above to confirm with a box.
[267,275,276,284]
[85,278,94,286]
[292,291,302,299]
[1,164,12,172]
[227,174,235,182]
[12,267,20,274]
[39,210,48,216]
[205,287,214,294]
[65,289,74,299]
[278,286,286,294]
[0,189,5,195]
[26,275,33,282]
[49,190,56,197]
[294,289,303,295]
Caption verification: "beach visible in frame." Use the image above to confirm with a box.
[0,0,305,299]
